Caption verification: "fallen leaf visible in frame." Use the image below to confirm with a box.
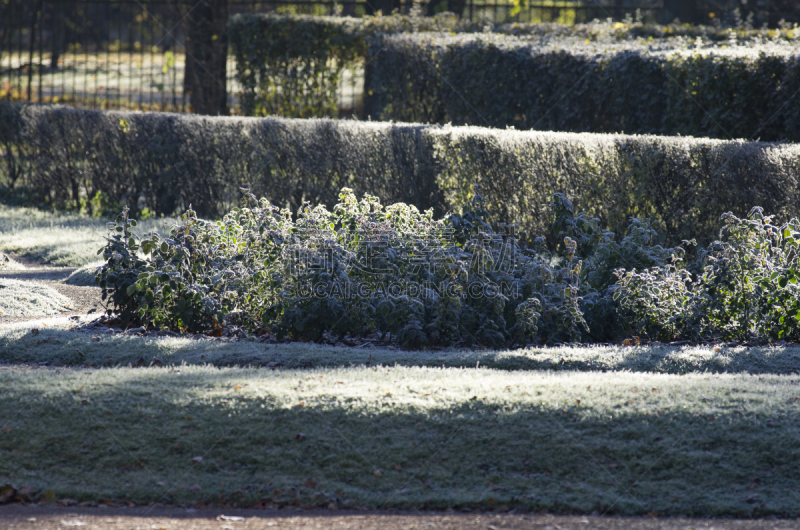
[374,469,382,477]
[295,433,306,441]
[575,399,581,404]
[394,463,403,471]
[233,385,242,391]
[305,478,317,488]
[2,427,9,434]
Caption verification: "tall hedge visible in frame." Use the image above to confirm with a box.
[3,103,800,247]
[228,13,473,117]
[365,33,800,141]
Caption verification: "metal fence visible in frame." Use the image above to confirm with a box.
[0,0,794,116]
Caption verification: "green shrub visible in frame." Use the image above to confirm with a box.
[366,32,800,141]
[4,104,800,249]
[614,208,800,343]
[100,189,681,346]
[101,190,800,345]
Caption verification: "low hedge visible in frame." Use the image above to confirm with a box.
[365,33,800,141]
[3,103,800,248]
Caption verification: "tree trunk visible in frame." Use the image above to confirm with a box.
[177,0,228,116]
[49,2,64,70]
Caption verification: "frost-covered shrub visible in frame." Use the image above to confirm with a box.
[99,189,689,346]
[614,208,800,343]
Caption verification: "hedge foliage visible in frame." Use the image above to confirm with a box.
[228,12,473,117]
[3,103,800,248]
[227,14,800,124]
[365,33,800,141]
[496,19,800,42]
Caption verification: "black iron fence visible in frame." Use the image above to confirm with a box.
[0,0,795,115]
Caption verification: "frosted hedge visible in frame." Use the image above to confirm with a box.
[2,103,800,246]
[365,33,800,141]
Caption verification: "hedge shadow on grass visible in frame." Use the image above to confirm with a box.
[1,365,798,515]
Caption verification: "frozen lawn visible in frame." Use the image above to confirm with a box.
[0,204,174,267]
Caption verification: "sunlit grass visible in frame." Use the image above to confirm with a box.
[0,204,175,267]
[0,280,73,317]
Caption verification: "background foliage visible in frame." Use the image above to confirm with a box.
[365,32,800,141]
[228,12,473,117]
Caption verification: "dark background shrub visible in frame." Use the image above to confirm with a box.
[365,33,800,141]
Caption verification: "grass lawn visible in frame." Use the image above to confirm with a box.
[1,204,799,517]
[0,204,173,267]
[1,322,800,516]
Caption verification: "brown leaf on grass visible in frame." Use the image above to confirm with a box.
[2,427,9,433]
[374,469,382,477]
[394,463,403,471]
[305,478,317,488]
[0,485,15,504]
[233,385,242,391]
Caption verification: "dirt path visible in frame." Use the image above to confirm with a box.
[0,505,798,530]
[0,258,104,325]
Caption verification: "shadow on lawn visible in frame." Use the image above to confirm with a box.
[1,369,799,517]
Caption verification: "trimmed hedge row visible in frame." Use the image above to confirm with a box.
[227,14,800,123]
[365,33,800,141]
[3,103,800,247]
[496,20,800,42]
[228,12,473,117]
